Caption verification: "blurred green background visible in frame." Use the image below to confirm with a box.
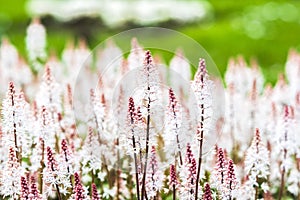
[1,0,300,84]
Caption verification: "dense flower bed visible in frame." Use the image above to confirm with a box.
[0,20,299,200]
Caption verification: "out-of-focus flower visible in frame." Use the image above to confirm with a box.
[169,49,191,91]
[36,65,62,113]
[128,38,144,70]
[25,18,47,72]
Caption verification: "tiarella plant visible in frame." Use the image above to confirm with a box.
[0,21,300,200]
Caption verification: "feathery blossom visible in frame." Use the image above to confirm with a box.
[96,40,122,88]
[0,147,22,198]
[1,82,22,153]
[138,50,161,107]
[163,88,184,164]
[276,105,297,171]
[223,159,239,199]
[127,38,144,70]
[88,89,106,133]
[57,139,74,193]
[29,137,44,172]
[211,147,227,187]
[0,39,19,87]
[36,65,62,113]
[1,24,300,200]
[43,146,70,198]
[44,146,58,183]
[61,84,77,136]
[80,127,102,175]
[61,139,72,173]
[244,128,270,197]
[124,97,142,155]
[169,49,191,91]
[245,129,270,179]
[145,146,164,198]
[16,92,35,149]
[2,90,35,159]
[180,144,200,200]
[191,58,214,145]
[38,106,56,147]
[275,105,298,198]
[25,18,47,72]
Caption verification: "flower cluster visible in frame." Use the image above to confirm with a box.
[0,21,299,200]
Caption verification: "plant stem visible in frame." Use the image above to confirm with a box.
[55,184,62,200]
[116,138,120,200]
[13,111,21,164]
[39,139,45,194]
[176,134,183,166]
[172,106,182,166]
[173,184,176,200]
[64,151,73,190]
[195,104,204,200]
[297,158,300,200]
[141,93,151,200]
[132,125,140,200]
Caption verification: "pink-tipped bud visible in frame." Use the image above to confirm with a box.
[202,183,212,200]
[169,165,178,187]
[74,172,85,200]
[30,175,41,198]
[216,147,226,184]
[47,146,56,171]
[185,143,194,164]
[44,65,53,83]
[226,159,237,191]
[168,88,179,111]
[91,183,101,200]
[21,176,29,199]
[67,84,73,105]
[144,50,153,66]
[195,58,207,83]
[61,139,68,152]
[8,81,16,106]
[74,172,81,189]
[128,97,135,124]
[75,184,85,200]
